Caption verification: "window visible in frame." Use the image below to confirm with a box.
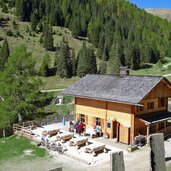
[158,122,165,131]
[96,117,101,126]
[107,119,111,128]
[158,98,166,108]
[147,102,154,110]
[137,106,143,112]
[80,114,85,122]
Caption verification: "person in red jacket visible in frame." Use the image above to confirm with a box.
[77,121,85,135]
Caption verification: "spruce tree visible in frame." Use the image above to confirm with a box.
[2,2,8,13]
[102,45,108,61]
[0,45,46,127]
[99,61,107,75]
[0,38,10,71]
[109,43,121,74]
[57,41,72,78]
[131,44,140,70]
[97,33,104,59]
[77,42,90,77]
[39,53,50,76]
[89,47,97,74]
[71,49,77,76]
[30,11,38,31]
[43,23,54,51]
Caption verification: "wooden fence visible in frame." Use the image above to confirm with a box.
[0,114,74,139]
[13,114,74,143]
[0,126,13,138]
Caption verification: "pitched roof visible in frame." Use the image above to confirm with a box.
[61,74,164,105]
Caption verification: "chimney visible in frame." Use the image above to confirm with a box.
[119,66,129,76]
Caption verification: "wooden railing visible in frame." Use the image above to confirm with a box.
[13,114,74,141]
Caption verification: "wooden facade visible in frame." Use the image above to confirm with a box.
[74,79,171,144]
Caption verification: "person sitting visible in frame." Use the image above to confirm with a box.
[96,125,102,137]
[69,121,74,132]
[74,120,80,133]
[77,121,85,135]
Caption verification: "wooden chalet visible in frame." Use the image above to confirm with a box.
[61,70,171,144]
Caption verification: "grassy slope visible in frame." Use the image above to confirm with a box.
[0,10,84,91]
[0,135,47,161]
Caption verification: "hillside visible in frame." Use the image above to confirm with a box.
[1,0,171,74]
[146,8,171,21]
[1,0,171,128]
[0,10,89,89]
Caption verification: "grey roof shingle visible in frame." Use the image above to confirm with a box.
[61,74,164,105]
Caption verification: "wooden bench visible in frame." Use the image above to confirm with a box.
[56,132,74,143]
[69,137,88,149]
[85,143,106,156]
[48,129,60,137]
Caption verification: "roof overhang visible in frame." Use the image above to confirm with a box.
[61,92,143,106]
[138,111,171,125]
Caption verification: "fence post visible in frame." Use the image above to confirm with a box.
[110,151,125,171]
[149,133,166,171]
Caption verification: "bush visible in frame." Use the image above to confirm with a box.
[0,36,4,42]
[6,29,14,36]
[16,31,24,39]
[12,20,17,29]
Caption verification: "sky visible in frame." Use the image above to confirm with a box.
[129,0,171,9]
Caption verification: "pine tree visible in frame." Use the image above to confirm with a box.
[89,47,97,74]
[39,53,50,76]
[131,44,140,70]
[0,38,10,71]
[97,33,104,59]
[71,16,81,38]
[30,11,38,31]
[57,41,72,78]
[109,43,121,74]
[43,22,54,51]
[0,45,46,127]
[124,40,133,67]
[102,45,108,61]
[71,49,77,76]
[2,2,8,13]
[99,61,107,75]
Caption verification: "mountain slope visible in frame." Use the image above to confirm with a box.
[146,8,171,21]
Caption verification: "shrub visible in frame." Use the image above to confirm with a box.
[0,36,4,41]
[6,29,14,36]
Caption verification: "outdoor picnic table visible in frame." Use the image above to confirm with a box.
[42,129,60,137]
[69,137,88,148]
[48,129,60,136]
[85,142,106,156]
[56,132,74,142]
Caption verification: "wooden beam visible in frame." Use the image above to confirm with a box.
[130,114,135,144]
[104,101,107,133]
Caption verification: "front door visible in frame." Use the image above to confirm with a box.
[113,121,118,138]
